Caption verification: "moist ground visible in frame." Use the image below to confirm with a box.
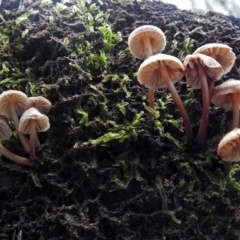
[0,0,240,239]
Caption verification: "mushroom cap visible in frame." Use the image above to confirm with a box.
[217,128,240,162]
[27,96,52,114]
[137,53,184,89]
[128,25,166,59]
[0,115,12,140]
[0,90,28,118]
[19,107,50,134]
[211,79,240,111]
[193,43,236,74]
[184,53,223,89]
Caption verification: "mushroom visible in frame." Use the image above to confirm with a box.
[0,90,30,153]
[26,96,51,148]
[0,115,31,165]
[184,53,224,145]
[27,96,52,114]
[128,25,166,108]
[19,107,50,160]
[193,43,236,97]
[217,128,240,173]
[137,53,193,141]
[211,79,240,129]
[128,25,166,59]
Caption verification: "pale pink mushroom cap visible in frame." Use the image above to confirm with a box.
[193,43,236,74]
[27,96,52,114]
[19,107,50,134]
[137,53,184,89]
[184,53,224,89]
[211,79,240,111]
[128,25,166,59]
[217,128,240,162]
[0,90,28,118]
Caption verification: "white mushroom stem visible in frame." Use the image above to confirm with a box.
[230,93,239,129]
[143,36,155,109]
[159,63,193,141]
[0,143,31,165]
[10,104,30,153]
[29,119,36,160]
[195,63,210,146]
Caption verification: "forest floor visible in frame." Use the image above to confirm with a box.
[0,0,240,239]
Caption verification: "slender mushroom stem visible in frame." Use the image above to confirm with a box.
[230,93,239,129]
[195,63,210,146]
[35,133,40,148]
[0,143,31,165]
[143,37,153,58]
[159,63,193,141]
[208,79,215,99]
[10,104,30,153]
[29,119,36,160]
[224,162,232,174]
[143,37,155,108]
[148,89,154,108]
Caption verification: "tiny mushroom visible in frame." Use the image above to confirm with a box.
[184,53,224,145]
[128,25,166,108]
[0,115,31,165]
[137,53,193,141]
[217,128,240,173]
[19,107,50,160]
[128,25,166,59]
[193,43,236,97]
[27,96,52,114]
[0,90,30,153]
[211,79,240,129]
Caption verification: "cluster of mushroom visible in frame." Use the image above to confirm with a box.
[128,25,239,173]
[0,90,51,165]
[128,25,193,141]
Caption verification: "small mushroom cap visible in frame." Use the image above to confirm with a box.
[0,115,12,140]
[19,107,50,134]
[128,25,166,59]
[211,79,240,111]
[184,53,223,89]
[0,90,28,118]
[217,128,240,162]
[137,53,184,89]
[193,43,236,74]
[27,96,52,114]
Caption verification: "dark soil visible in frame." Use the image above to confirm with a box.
[0,0,240,239]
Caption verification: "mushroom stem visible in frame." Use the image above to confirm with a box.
[159,63,193,141]
[224,162,232,174]
[10,104,30,153]
[195,64,210,146]
[143,36,155,108]
[143,36,153,58]
[0,143,31,165]
[35,133,40,148]
[231,93,239,129]
[29,119,36,160]
[208,79,215,99]
[148,88,154,108]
